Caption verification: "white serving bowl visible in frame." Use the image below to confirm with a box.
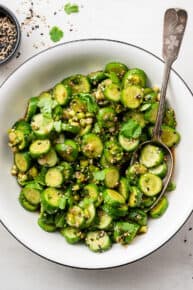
[0,39,192,269]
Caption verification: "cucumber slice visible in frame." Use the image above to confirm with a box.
[53,105,63,121]
[14,120,31,135]
[104,83,121,102]
[138,225,148,234]
[103,204,128,217]
[55,139,78,161]
[85,231,111,252]
[114,222,140,245]
[139,173,162,196]
[14,152,31,172]
[45,167,64,188]
[118,177,129,200]
[87,71,107,86]
[84,183,99,203]
[60,161,73,181]
[150,196,168,218]
[141,196,156,208]
[139,144,164,168]
[144,102,159,124]
[38,217,56,232]
[62,123,80,134]
[61,227,82,244]
[105,62,128,79]
[128,209,147,226]
[41,187,62,213]
[122,68,147,88]
[103,189,125,206]
[163,107,177,128]
[29,139,51,158]
[53,83,71,105]
[100,154,111,168]
[8,129,27,151]
[66,206,85,228]
[64,74,90,94]
[104,140,123,164]
[25,97,38,121]
[19,192,38,211]
[54,212,66,228]
[82,133,103,158]
[97,210,112,230]
[79,199,96,227]
[161,125,180,147]
[128,186,143,207]
[104,167,120,188]
[31,113,54,138]
[22,185,41,205]
[38,148,58,167]
[121,85,143,109]
[119,134,139,152]
[149,162,168,178]
[97,107,116,128]
[123,111,146,128]
[39,92,52,100]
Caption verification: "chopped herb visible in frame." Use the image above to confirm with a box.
[64,2,79,15]
[49,26,64,42]
[93,170,105,181]
[120,119,142,139]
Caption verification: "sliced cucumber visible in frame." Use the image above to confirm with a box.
[14,120,31,135]
[138,225,148,234]
[22,185,41,205]
[14,152,31,172]
[53,83,71,106]
[38,217,56,232]
[82,133,103,158]
[84,183,99,203]
[105,62,128,79]
[139,173,162,196]
[161,125,180,147]
[66,206,85,228]
[64,74,90,94]
[54,212,66,228]
[25,97,38,121]
[118,177,129,200]
[104,140,123,164]
[97,107,116,128]
[38,148,58,167]
[103,189,125,206]
[61,227,82,244]
[144,102,159,124]
[103,204,128,217]
[104,83,121,102]
[29,139,51,158]
[141,196,156,208]
[119,134,139,152]
[45,167,64,188]
[150,196,168,218]
[139,144,164,168]
[122,68,147,88]
[79,199,96,227]
[31,113,54,138]
[128,186,143,207]
[60,161,73,181]
[8,129,27,151]
[149,162,168,178]
[123,111,146,128]
[85,231,111,252]
[128,209,147,226]
[19,192,38,212]
[87,71,107,86]
[62,123,80,134]
[121,85,143,109]
[55,139,78,161]
[41,187,62,213]
[97,210,112,230]
[104,167,120,188]
[114,222,140,245]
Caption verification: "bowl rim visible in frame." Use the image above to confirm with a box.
[0,38,192,270]
[0,4,21,65]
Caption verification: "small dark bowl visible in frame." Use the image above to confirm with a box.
[0,5,21,65]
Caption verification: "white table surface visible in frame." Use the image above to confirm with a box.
[0,0,192,289]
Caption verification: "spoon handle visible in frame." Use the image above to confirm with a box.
[153,8,187,140]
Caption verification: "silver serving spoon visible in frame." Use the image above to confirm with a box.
[130,8,188,211]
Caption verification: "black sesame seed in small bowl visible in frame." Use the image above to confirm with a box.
[0,5,21,65]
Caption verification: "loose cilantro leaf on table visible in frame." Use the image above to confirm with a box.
[64,3,79,15]
[49,26,64,42]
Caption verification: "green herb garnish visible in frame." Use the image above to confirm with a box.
[64,2,79,15]
[49,26,64,42]
[120,119,142,139]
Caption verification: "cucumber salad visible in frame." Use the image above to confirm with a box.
[8,62,180,252]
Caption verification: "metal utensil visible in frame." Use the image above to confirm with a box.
[130,8,188,211]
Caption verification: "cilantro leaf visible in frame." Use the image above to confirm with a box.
[78,93,98,113]
[120,119,142,139]
[38,97,53,114]
[34,167,47,186]
[93,170,105,181]
[49,26,64,42]
[64,3,79,15]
